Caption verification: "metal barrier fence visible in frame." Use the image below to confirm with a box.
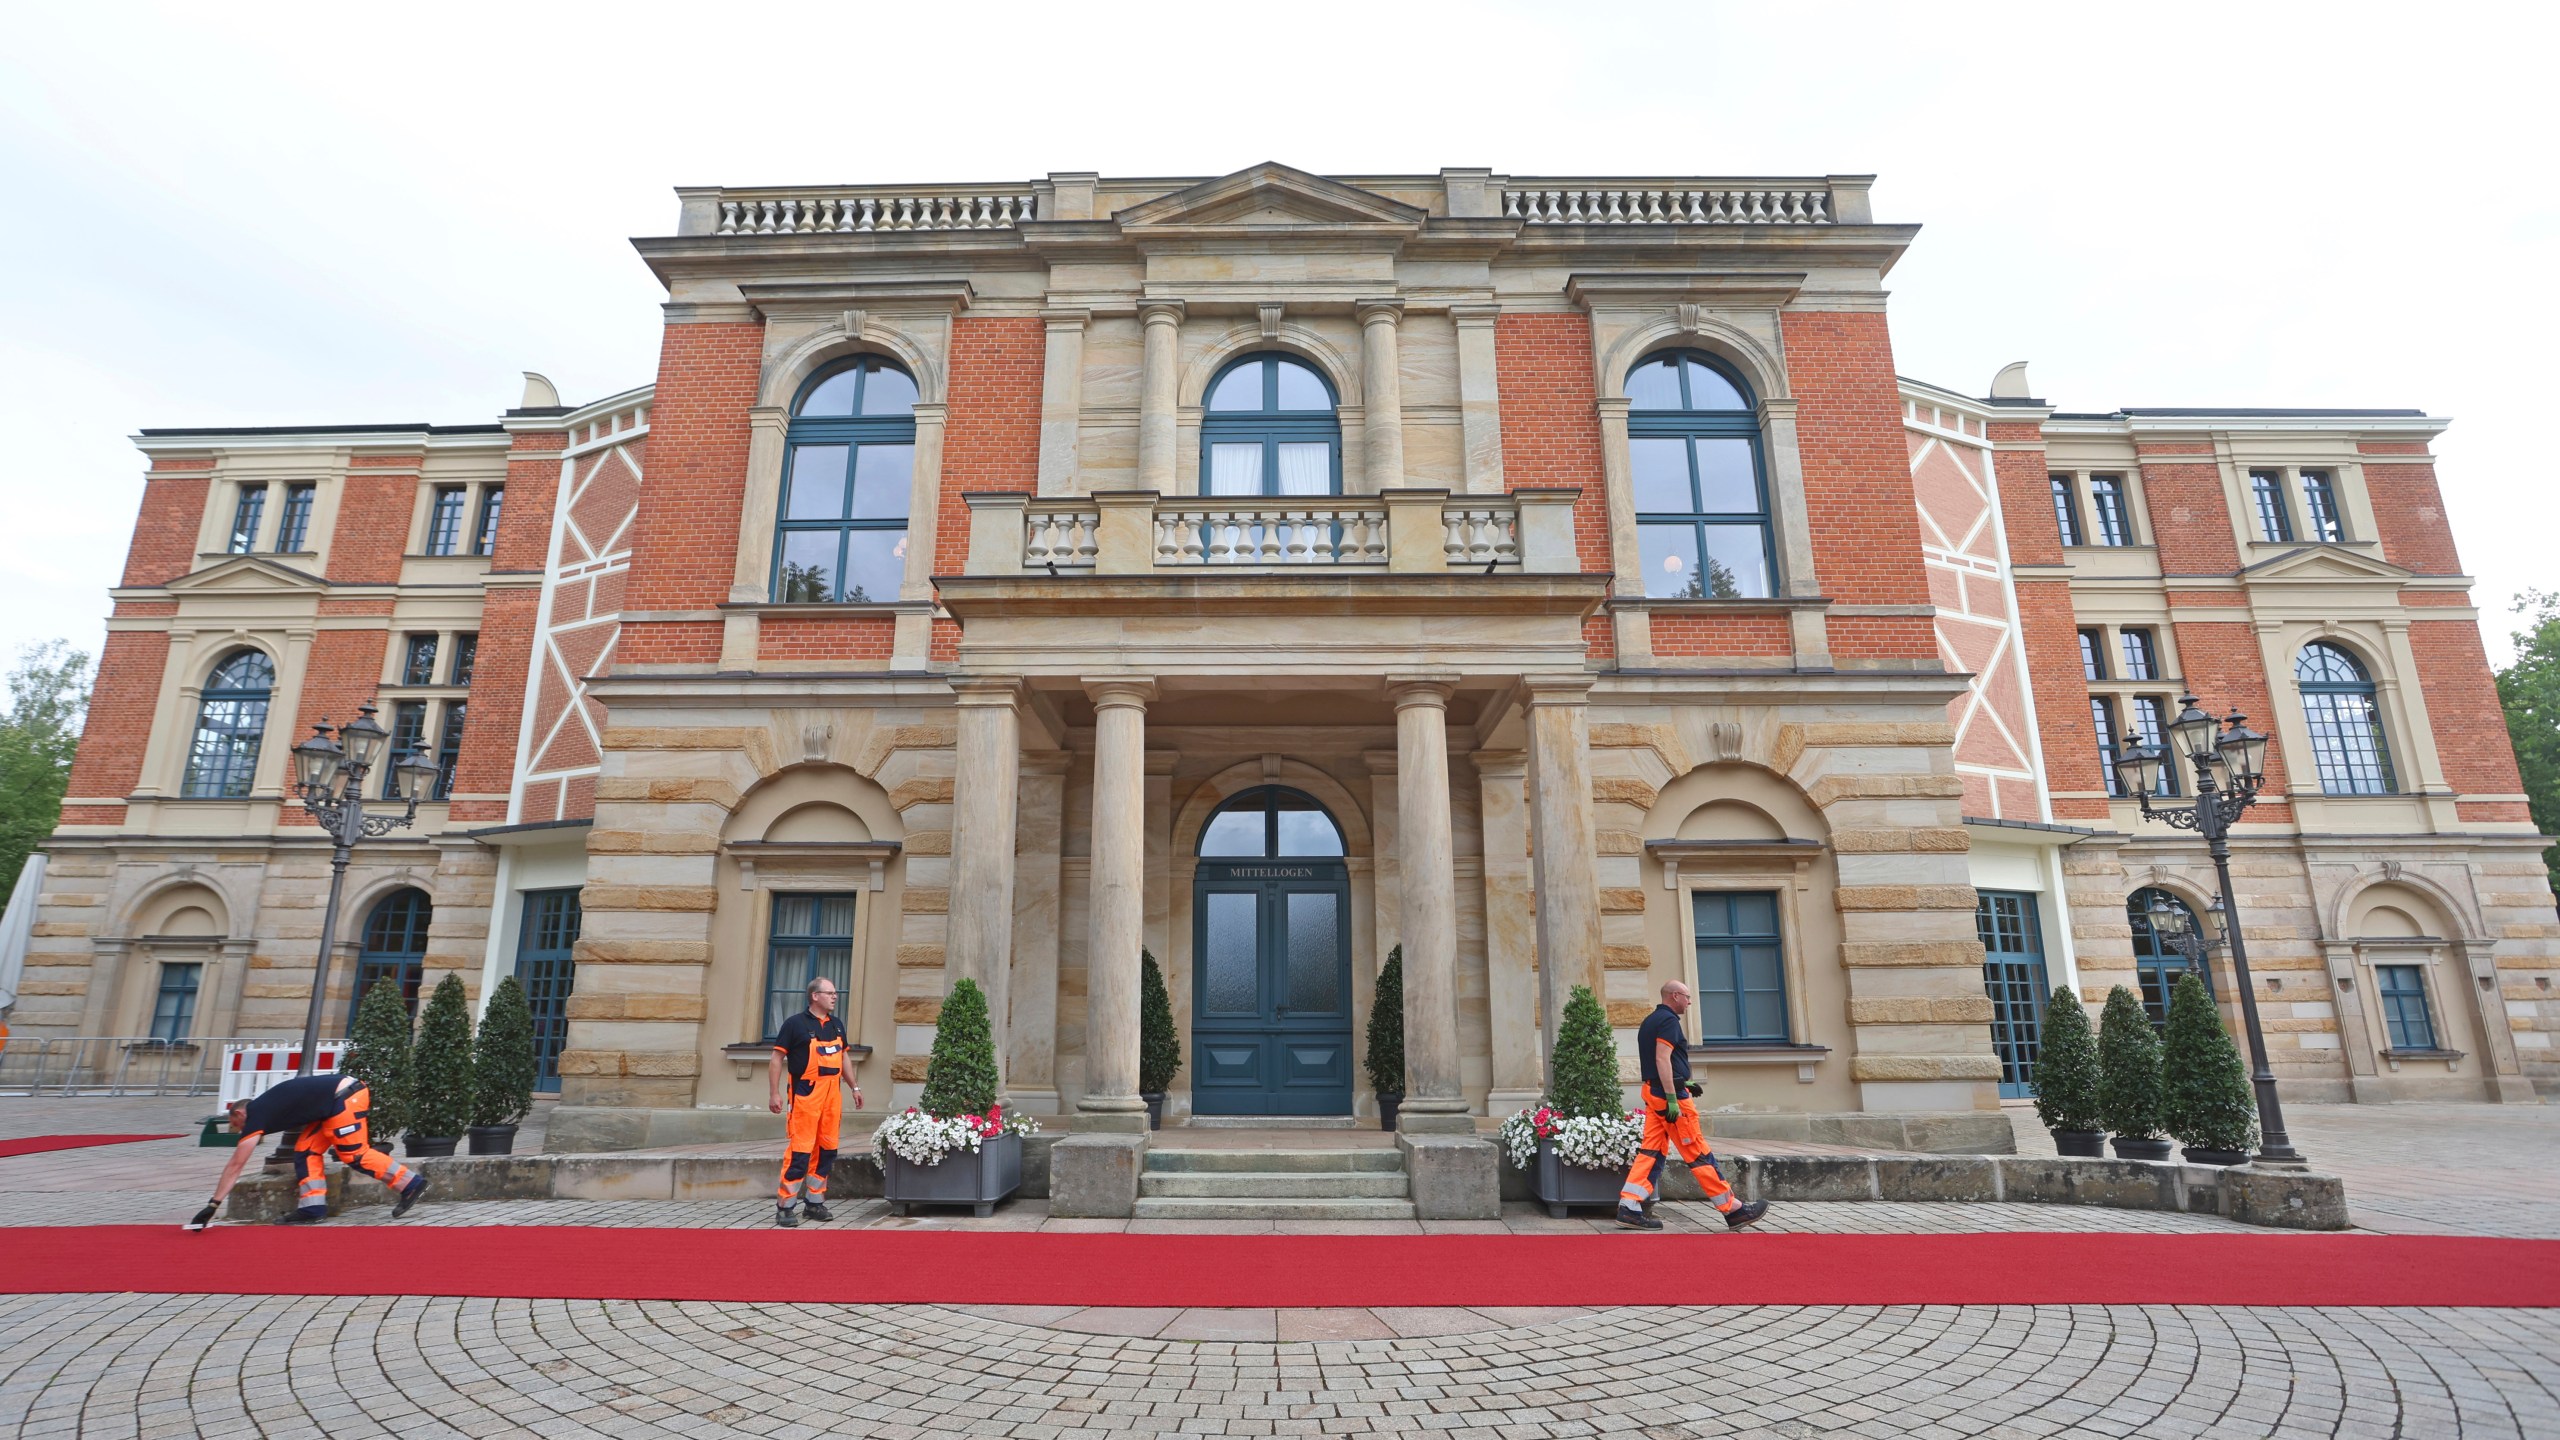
[0,1036,262,1097]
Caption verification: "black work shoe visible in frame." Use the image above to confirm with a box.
[802,1200,834,1222]
[278,1207,326,1225]
[774,1205,800,1228]
[392,1173,429,1219]
[1615,1205,1664,1231]
[1723,1200,1770,1231]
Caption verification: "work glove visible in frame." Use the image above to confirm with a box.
[1684,1082,1702,1099]
[185,1201,218,1232]
[1656,1096,1682,1126]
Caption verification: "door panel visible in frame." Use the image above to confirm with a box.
[1191,867,1352,1115]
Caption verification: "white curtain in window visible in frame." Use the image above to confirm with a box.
[1209,443,1262,496]
[1275,443,1330,496]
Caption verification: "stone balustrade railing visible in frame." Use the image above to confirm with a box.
[712,190,1038,235]
[1504,186,1832,225]
[967,489,1585,578]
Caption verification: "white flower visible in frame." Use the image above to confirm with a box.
[1498,1103,1642,1172]
[872,1105,1043,1168]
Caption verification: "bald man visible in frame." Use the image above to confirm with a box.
[1618,980,1767,1232]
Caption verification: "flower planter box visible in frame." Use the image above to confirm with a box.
[882,1131,1022,1217]
[1531,1138,1627,1218]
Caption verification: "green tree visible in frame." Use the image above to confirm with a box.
[2495,589,2560,896]
[1363,945,1405,1097]
[1137,950,1181,1095]
[2096,984,2165,1140]
[2029,985,2103,1133]
[407,975,476,1140]
[0,641,91,896]
[470,975,539,1128]
[2160,973,2256,1153]
[344,980,416,1144]
[918,978,999,1117]
[1549,985,1623,1119]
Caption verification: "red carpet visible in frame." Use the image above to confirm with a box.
[4,1228,2555,1308]
[0,1135,179,1159]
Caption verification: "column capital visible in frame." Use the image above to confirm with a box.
[947,675,1025,707]
[1138,299,1187,327]
[1083,677,1157,709]
[1522,673,1597,704]
[1449,302,1501,327]
[1040,306,1092,330]
[1356,298,1406,327]
[1385,673,1459,709]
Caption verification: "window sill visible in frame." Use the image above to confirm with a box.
[1688,1043,1829,1063]
[725,1041,876,1061]
[2381,1047,2463,1062]
[1609,596,1829,612]
[722,601,932,616]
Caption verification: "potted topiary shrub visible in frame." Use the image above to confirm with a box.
[1498,985,1642,1217]
[2031,984,2105,1157]
[874,979,1037,1216]
[1137,950,1180,1130]
[467,975,538,1155]
[2161,972,2257,1165]
[1364,945,1404,1131]
[344,980,415,1153]
[2097,984,2172,1161]
[405,975,475,1159]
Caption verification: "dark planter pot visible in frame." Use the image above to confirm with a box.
[466,1124,518,1156]
[1530,1137,1628,1218]
[882,1131,1023,1217]
[1142,1092,1165,1131]
[2182,1145,2249,1167]
[1377,1090,1404,1132]
[2110,1135,2175,1162]
[2051,1128,2106,1158]
[404,1134,459,1159]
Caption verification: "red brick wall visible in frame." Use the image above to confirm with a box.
[122,462,212,587]
[2365,460,2464,576]
[618,320,763,667]
[1649,612,1790,657]
[446,587,538,823]
[2134,447,2240,574]
[1494,314,1612,660]
[58,630,171,824]
[924,316,1044,669]
[281,628,390,826]
[1780,312,1938,662]
[2167,620,2292,822]
[491,432,567,572]
[1989,423,2063,566]
[327,457,421,584]
[2409,619,2524,802]
[759,616,897,663]
[2015,580,2109,820]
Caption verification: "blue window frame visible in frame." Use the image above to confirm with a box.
[1628,350,1773,599]
[2298,642,2395,795]
[274,483,315,552]
[2079,629,2108,681]
[2377,964,2438,1051]
[2300,470,2344,542]
[2050,475,2084,547]
[432,701,466,801]
[2092,695,2125,798]
[775,357,917,604]
[516,888,582,1091]
[2250,470,2294,543]
[350,888,432,1027]
[1197,785,1347,859]
[449,632,477,687]
[2127,888,2211,1024]
[425,486,467,555]
[1976,890,2050,1099]
[183,649,274,798]
[764,893,855,1041]
[150,963,202,1043]
[227,484,266,554]
[2120,628,2159,681]
[2129,695,2181,796]
[2088,475,2131,546]
[383,700,428,799]
[401,634,438,687]
[1200,354,1341,496]
[1691,890,1787,1043]
[471,485,505,556]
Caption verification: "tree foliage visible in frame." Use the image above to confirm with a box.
[1363,945,1404,1096]
[470,975,538,1128]
[0,642,90,897]
[2495,589,2560,896]
[2160,973,2257,1152]
[2096,984,2166,1140]
[1138,950,1181,1095]
[1549,985,1624,1119]
[345,979,416,1143]
[918,978,999,1118]
[2030,985,2103,1133]
[408,975,476,1140]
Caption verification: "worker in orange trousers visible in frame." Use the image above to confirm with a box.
[1619,980,1768,1232]
[191,1072,428,1227]
[770,975,862,1226]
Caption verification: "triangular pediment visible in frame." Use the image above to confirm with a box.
[163,554,329,594]
[1112,163,1428,233]
[2238,545,2413,585]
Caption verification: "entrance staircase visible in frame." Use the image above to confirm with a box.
[1134,1145,1415,1221]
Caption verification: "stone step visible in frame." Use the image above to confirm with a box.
[1132,1196,1421,1222]
[1142,1148,1404,1174]
[1139,1170,1411,1200]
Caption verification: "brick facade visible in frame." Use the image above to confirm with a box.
[1493,313,1613,660]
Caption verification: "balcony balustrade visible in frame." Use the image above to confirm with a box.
[967,490,1583,578]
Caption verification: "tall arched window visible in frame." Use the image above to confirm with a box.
[1201,354,1340,496]
[182,649,275,798]
[350,887,433,1025]
[1626,350,1773,599]
[2297,642,2396,795]
[2126,887,2211,1024]
[1197,785,1346,857]
[774,356,918,604]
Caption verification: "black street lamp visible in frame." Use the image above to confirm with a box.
[2144,890,2226,993]
[2114,695,2306,1168]
[287,704,441,1080]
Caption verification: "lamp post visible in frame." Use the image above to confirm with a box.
[2144,890,2226,996]
[2114,696,2307,1168]
[287,704,441,1080]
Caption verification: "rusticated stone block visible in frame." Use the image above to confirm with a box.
[894,996,943,1024]
[573,939,710,965]
[1836,884,1978,912]
[1595,830,1643,855]
[1590,778,1659,807]
[1049,1133,1144,1218]
[1599,887,1648,914]
[1848,1054,2004,1082]
[1398,1135,1501,1219]
[887,776,956,810]
[1848,996,1996,1024]
[1996,1156,2179,1211]
[1601,944,1654,970]
[902,889,949,914]
[1799,721,1957,747]
[1759,1155,1876,1201]
[896,944,946,968]
[1872,1156,1999,1201]
[891,1055,930,1082]
[1605,999,1653,1026]
[2219,1165,2351,1231]
[581,885,717,913]
[903,830,953,855]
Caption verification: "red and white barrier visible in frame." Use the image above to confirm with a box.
[218,1042,349,1107]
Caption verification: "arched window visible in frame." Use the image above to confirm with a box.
[1626,350,1773,599]
[350,887,432,1025]
[2126,887,2211,1024]
[774,356,918,604]
[182,649,275,798]
[1197,785,1346,858]
[1201,354,1340,496]
[2297,642,2396,795]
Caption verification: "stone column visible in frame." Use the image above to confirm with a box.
[1450,303,1506,495]
[1388,675,1470,1132]
[1475,749,1541,1107]
[1358,300,1406,491]
[1037,309,1089,496]
[1524,676,1606,1063]
[1008,751,1069,1112]
[948,677,1023,1079]
[1078,678,1154,1131]
[1134,302,1184,494]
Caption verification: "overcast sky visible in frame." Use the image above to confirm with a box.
[2,2,2548,681]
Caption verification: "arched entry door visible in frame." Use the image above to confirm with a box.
[1191,786,1353,1115]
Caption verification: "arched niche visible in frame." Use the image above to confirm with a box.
[1643,762,1829,844]
[132,882,230,939]
[757,329,945,412]
[1180,324,1363,411]
[2346,880,2450,940]
[762,801,875,845]
[1674,798,1789,843]
[1171,759,1372,861]
[723,763,905,846]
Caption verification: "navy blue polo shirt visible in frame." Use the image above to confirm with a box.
[1635,1003,1693,1101]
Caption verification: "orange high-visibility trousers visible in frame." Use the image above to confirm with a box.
[777,1078,843,1207]
[1619,1096,1734,1209]
[289,1085,414,1212]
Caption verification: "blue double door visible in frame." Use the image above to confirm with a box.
[1190,862,1354,1115]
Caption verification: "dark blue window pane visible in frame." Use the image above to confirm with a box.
[850,445,914,519]
[1692,439,1758,511]
[1629,439,1690,511]
[1204,893,1259,1014]
[1200,809,1264,857]
[1274,802,1343,857]
[785,446,849,520]
[841,531,905,604]
[1701,525,1771,599]
[777,532,837,602]
[1731,893,1777,935]
[1640,524,1704,598]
